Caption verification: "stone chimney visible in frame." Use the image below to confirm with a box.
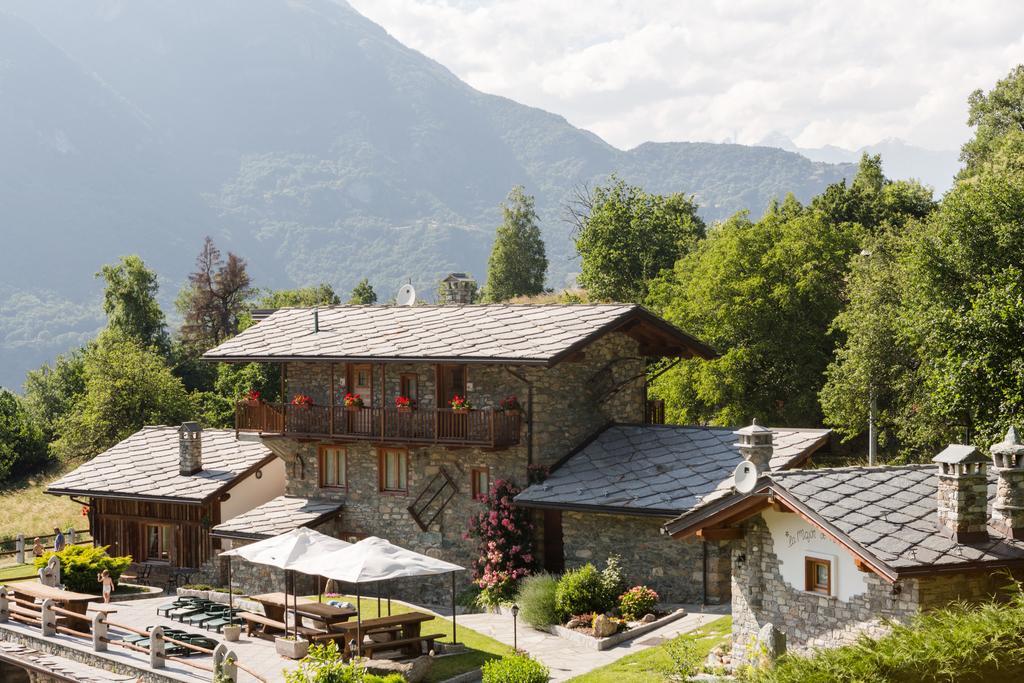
[990,426,1024,539]
[933,444,988,544]
[735,419,774,474]
[439,273,477,304]
[178,422,203,476]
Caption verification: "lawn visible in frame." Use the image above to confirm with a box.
[316,594,513,682]
[0,563,37,581]
[566,616,732,683]
[0,469,84,544]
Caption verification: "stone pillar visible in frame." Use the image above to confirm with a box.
[0,587,9,623]
[15,534,24,565]
[178,422,203,475]
[66,529,75,546]
[933,444,989,544]
[214,643,238,682]
[92,612,108,652]
[40,599,56,637]
[734,419,774,474]
[150,626,166,669]
[990,426,1024,539]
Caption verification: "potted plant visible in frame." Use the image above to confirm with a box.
[343,392,364,412]
[222,622,241,642]
[244,389,261,405]
[395,395,414,413]
[500,395,522,416]
[451,394,472,413]
[275,635,309,659]
[291,394,313,408]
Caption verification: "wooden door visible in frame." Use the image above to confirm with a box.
[437,365,467,438]
[542,510,565,573]
[347,364,373,434]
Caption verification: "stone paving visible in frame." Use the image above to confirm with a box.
[458,604,731,682]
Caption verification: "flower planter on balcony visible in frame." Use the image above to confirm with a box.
[397,406,413,414]
[452,407,470,414]
[345,405,361,413]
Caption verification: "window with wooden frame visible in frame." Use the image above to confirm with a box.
[470,466,490,500]
[378,448,408,493]
[145,524,173,562]
[319,445,348,489]
[804,557,832,595]
[400,373,418,405]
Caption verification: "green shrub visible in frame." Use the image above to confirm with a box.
[555,564,612,621]
[482,653,549,683]
[600,554,627,606]
[284,642,405,682]
[34,545,131,593]
[516,573,559,628]
[618,585,659,620]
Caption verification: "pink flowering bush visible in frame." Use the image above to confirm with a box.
[464,478,536,606]
[618,585,659,620]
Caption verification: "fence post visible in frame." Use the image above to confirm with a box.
[150,625,165,669]
[15,534,24,564]
[0,587,8,624]
[92,611,108,652]
[213,643,238,682]
[41,599,56,636]
[67,529,75,545]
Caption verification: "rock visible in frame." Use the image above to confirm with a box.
[566,618,586,629]
[592,614,618,638]
[363,656,432,683]
[640,613,657,624]
[756,622,787,665]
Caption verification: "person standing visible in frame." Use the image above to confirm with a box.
[32,537,44,558]
[97,569,115,603]
[53,527,65,553]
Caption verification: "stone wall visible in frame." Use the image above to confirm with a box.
[561,511,731,604]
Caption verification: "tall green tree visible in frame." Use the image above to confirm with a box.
[176,237,254,350]
[0,389,48,480]
[22,348,87,442]
[571,177,705,303]
[484,186,548,302]
[960,64,1024,175]
[649,195,860,426]
[348,279,378,305]
[52,331,193,461]
[98,255,168,352]
[259,284,341,309]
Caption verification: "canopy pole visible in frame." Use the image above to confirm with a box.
[356,583,362,658]
[318,575,322,603]
[451,571,457,646]
[376,582,381,617]
[387,588,391,617]
[228,555,233,627]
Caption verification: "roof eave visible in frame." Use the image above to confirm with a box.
[202,354,552,365]
[512,498,682,518]
[46,488,205,506]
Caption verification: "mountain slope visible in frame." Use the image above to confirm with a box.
[0,0,855,388]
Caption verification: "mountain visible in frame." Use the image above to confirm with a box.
[0,0,857,389]
[759,133,961,195]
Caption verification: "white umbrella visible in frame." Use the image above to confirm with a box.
[305,536,464,656]
[221,527,352,637]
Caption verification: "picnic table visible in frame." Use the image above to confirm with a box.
[320,611,440,659]
[247,593,357,637]
[4,581,99,632]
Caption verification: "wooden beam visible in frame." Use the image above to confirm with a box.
[771,501,793,513]
[854,558,873,573]
[696,527,744,541]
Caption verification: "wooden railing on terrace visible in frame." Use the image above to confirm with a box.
[236,402,522,448]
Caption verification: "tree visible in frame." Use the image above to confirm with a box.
[176,237,254,350]
[812,154,934,232]
[348,279,377,305]
[52,331,193,461]
[97,255,168,352]
[259,284,341,309]
[0,389,48,480]
[22,348,87,442]
[960,65,1024,175]
[571,177,705,302]
[649,195,860,426]
[484,186,548,301]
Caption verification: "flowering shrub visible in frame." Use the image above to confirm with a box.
[499,395,522,411]
[395,395,413,409]
[464,479,535,605]
[291,394,313,407]
[245,389,261,402]
[450,394,472,410]
[619,585,659,620]
[343,392,364,407]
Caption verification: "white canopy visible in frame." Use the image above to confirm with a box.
[304,536,464,583]
[220,526,351,571]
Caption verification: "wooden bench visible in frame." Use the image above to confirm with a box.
[362,632,446,659]
[238,611,323,640]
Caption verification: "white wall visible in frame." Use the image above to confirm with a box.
[219,457,286,522]
[762,508,868,602]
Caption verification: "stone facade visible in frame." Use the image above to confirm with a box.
[935,461,989,543]
[561,511,731,604]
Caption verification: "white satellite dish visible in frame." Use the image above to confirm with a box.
[733,461,759,494]
[396,284,416,306]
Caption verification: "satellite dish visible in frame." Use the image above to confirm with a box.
[396,284,416,306]
[733,461,759,494]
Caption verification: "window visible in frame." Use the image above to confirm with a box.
[379,448,408,493]
[805,557,832,595]
[471,466,490,500]
[319,446,347,489]
[146,525,173,562]
[400,374,418,404]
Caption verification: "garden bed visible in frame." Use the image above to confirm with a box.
[547,608,688,651]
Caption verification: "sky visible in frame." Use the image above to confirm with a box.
[347,0,1024,152]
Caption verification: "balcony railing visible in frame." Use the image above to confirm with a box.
[235,402,522,448]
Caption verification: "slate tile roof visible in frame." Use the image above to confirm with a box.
[770,466,1024,571]
[210,495,343,540]
[515,424,831,515]
[46,426,274,502]
[202,304,714,364]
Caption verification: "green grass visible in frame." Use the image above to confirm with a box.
[566,616,731,683]
[0,563,37,581]
[313,594,513,682]
[0,469,84,543]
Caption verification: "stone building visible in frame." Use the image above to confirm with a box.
[438,273,477,304]
[665,427,1024,659]
[201,303,718,600]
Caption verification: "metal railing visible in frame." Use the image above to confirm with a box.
[236,402,522,448]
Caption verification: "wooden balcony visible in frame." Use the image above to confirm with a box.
[235,402,522,449]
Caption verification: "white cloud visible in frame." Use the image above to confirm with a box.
[345,0,1024,152]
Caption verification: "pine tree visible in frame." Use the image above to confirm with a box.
[484,186,547,302]
[349,278,378,304]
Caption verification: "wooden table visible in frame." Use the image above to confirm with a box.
[249,593,357,629]
[326,611,436,658]
[4,581,99,632]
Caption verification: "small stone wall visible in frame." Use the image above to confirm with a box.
[561,511,730,604]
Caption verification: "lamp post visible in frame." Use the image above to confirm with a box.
[511,604,520,652]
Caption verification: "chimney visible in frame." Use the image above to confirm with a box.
[439,273,477,304]
[990,426,1024,539]
[734,419,774,474]
[178,422,203,476]
[933,444,988,544]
